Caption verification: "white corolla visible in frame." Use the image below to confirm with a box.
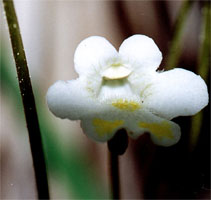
[47,35,208,146]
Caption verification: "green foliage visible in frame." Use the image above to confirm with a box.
[166,0,194,70]
[189,2,210,150]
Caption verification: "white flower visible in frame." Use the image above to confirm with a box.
[47,35,208,147]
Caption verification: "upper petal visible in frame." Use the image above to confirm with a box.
[74,36,118,75]
[119,34,162,72]
[143,68,209,120]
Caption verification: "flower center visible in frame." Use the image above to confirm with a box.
[102,63,132,80]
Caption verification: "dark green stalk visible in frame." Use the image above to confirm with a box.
[109,151,120,199]
[3,0,50,199]
[108,129,128,199]
[190,2,210,150]
[166,0,194,70]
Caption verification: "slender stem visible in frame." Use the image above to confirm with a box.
[108,129,128,199]
[3,0,50,199]
[165,0,194,70]
[109,151,120,199]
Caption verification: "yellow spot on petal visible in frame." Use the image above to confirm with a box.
[111,62,122,67]
[93,118,124,137]
[112,99,140,112]
[139,121,173,139]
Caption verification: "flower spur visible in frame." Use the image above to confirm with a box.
[47,35,208,146]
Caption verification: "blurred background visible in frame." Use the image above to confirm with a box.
[0,0,210,199]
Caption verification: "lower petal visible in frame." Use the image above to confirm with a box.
[80,106,181,146]
[138,119,181,147]
[128,109,181,146]
[81,115,124,142]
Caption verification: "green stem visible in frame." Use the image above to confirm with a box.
[108,129,128,199]
[190,2,210,150]
[166,0,194,70]
[3,0,50,199]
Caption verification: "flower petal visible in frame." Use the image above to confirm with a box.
[80,108,145,142]
[46,78,104,120]
[139,120,181,147]
[74,36,118,75]
[143,68,209,120]
[119,34,162,72]
[81,116,124,142]
[125,109,181,146]
[80,106,180,146]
